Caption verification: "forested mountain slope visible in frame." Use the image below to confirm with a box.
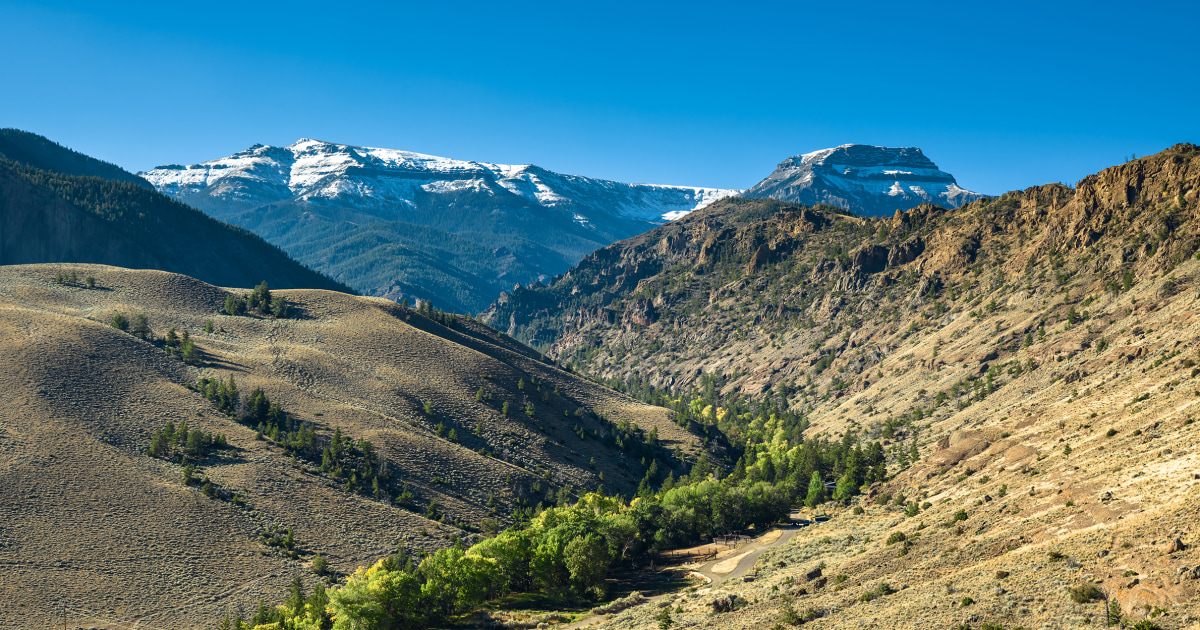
[0,132,351,292]
[0,128,153,188]
[0,264,695,629]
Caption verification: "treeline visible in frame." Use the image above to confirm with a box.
[225,282,290,318]
[147,419,227,459]
[212,475,798,630]
[107,310,203,364]
[193,375,396,501]
[212,417,893,630]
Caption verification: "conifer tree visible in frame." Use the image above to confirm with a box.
[132,313,150,339]
[285,575,305,615]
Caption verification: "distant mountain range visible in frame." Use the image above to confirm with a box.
[138,139,982,312]
[742,144,985,215]
[140,140,738,313]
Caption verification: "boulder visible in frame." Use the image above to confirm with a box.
[711,594,741,613]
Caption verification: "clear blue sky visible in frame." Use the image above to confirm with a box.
[2,0,1197,194]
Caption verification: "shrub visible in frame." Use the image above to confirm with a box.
[590,591,645,615]
[859,582,895,602]
[852,506,864,515]
[960,596,974,607]
[1130,621,1161,630]
[905,502,920,517]
[311,554,329,576]
[886,532,907,546]
[111,313,129,331]
[779,601,801,625]
[85,275,96,288]
[1069,583,1103,603]
[953,509,968,522]
[1048,551,1066,561]
[1106,428,1117,437]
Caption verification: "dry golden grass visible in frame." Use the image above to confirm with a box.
[0,263,692,629]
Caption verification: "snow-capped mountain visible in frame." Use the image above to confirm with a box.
[742,144,984,215]
[139,139,739,314]
[141,139,738,226]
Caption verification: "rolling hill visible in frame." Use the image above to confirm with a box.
[0,264,696,629]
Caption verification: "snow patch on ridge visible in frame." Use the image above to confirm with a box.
[141,139,741,224]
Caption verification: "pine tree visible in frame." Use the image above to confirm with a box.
[132,314,150,339]
[111,313,128,331]
[285,575,305,615]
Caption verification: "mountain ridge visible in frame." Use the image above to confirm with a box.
[743,143,985,215]
[139,139,739,313]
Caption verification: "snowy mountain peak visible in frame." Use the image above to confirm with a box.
[141,140,739,225]
[743,144,984,215]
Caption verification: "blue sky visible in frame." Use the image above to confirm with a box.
[2,0,1197,194]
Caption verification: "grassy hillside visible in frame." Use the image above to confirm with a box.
[0,264,694,629]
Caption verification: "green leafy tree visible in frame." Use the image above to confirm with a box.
[805,471,825,507]
[328,561,424,630]
[563,533,611,592]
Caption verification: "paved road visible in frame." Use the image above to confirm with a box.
[693,525,800,585]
